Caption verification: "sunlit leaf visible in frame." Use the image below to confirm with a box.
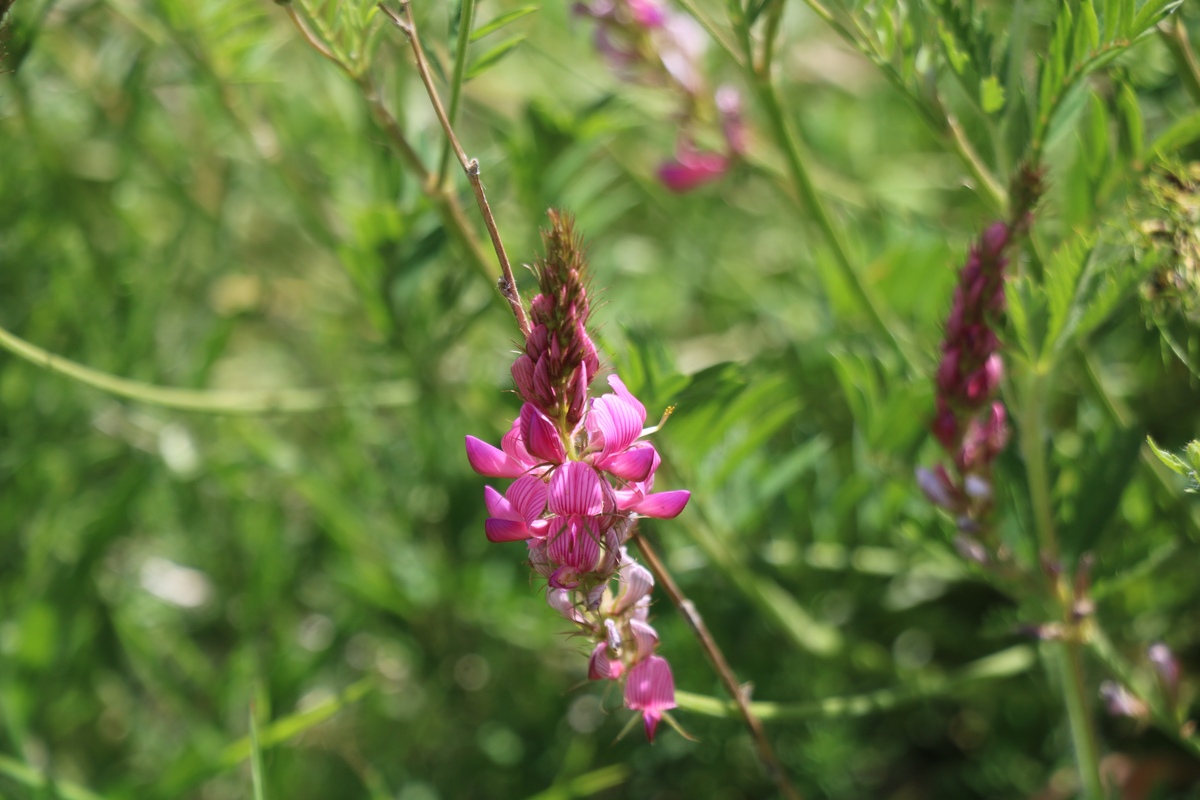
[470,6,538,42]
[466,34,526,79]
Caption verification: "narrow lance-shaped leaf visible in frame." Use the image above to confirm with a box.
[1148,436,1192,477]
[1144,111,1200,162]
[1132,0,1185,38]
[1044,230,1097,357]
[1074,0,1100,60]
[466,35,526,80]
[1116,81,1143,162]
[470,6,538,42]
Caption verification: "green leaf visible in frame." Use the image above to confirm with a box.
[1005,274,1045,362]
[470,6,538,42]
[1059,426,1144,558]
[1116,80,1144,161]
[981,75,1005,113]
[466,35,526,79]
[1044,229,1098,357]
[1073,0,1100,62]
[1144,110,1200,163]
[1119,0,1135,38]
[1148,436,1192,476]
[1132,0,1185,38]
[937,19,970,74]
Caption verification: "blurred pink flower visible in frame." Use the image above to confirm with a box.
[657,147,729,192]
[624,655,677,740]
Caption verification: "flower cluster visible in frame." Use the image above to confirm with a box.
[573,0,746,192]
[465,211,690,739]
[918,222,1015,547]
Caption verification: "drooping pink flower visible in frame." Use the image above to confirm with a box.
[658,147,729,193]
[624,655,676,740]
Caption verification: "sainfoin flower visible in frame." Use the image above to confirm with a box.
[575,0,745,192]
[466,211,689,739]
[918,221,1015,548]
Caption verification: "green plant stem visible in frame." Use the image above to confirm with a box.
[0,754,108,800]
[1017,369,1105,800]
[633,532,805,800]
[284,5,498,292]
[676,644,1035,721]
[382,1,532,338]
[437,0,476,185]
[1160,16,1200,107]
[0,323,418,414]
[749,72,921,371]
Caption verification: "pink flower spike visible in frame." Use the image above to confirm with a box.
[632,489,691,519]
[465,436,526,478]
[624,655,676,741]
[658,149,728,193]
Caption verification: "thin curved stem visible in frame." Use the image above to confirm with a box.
[0,324,417,414]
[676,644,1035,721]
[633,531,804,800]
[283,4,498,292]
[379,1,531,339]
[437,0,476,185]
[1017,369,1105,800]
[1160,16,1200,107]
[745,43,924,371]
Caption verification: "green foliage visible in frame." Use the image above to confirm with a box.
[2,0,1200,798]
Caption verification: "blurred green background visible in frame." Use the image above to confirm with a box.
[3,0,1200,798]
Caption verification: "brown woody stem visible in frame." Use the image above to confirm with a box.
[633,531,804,800]
[379,2,531,339]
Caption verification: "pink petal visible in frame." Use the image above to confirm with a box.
[501,419,535,465]
[633,490,690,519]
[657,150,728,193]
[484,485,516,520]
[629,618,659,660]
[485,518,532,542]
[547,588,584,624]
[589,642,624,680]
[549,462,604,517]
[592,393,644,460]
[597,443,658,482]
[511,355,536,401]
[507,475,548,523]
[628,0,666,27]
[465,436,525,478]
[612,561,655,615]
[520,403,566,464]
[624,656,676,741]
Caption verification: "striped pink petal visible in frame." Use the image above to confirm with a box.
[507,475,548,523]
[591,377,646,459]
[624,656,676,741]
[549,462,604,517]
[612,562,655,615]
[588,642,624,680]
[629,619,660,661]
